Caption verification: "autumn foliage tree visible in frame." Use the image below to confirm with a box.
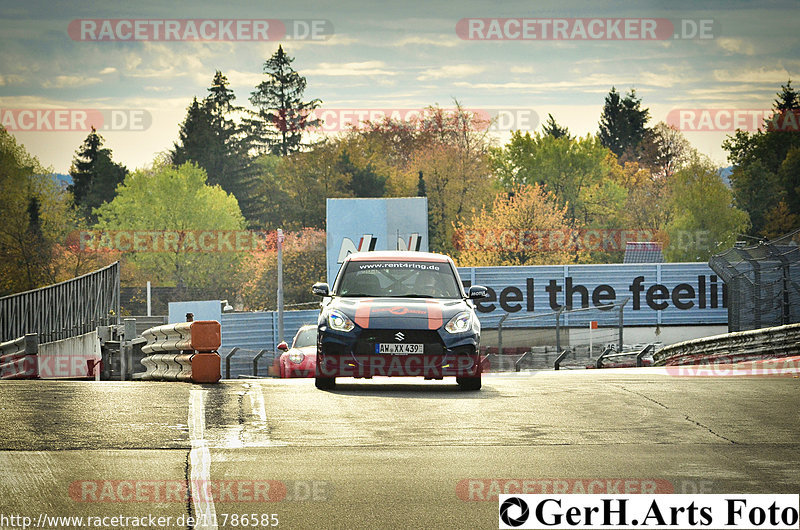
[454,184,582,266]
[239,229,326,310]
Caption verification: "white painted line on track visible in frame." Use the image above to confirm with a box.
[245,382,288,447]
[189,388,217,530]
[251,383,267,423]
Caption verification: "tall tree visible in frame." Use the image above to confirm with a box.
[773,79,799,111]
[172,72,263,226]
[336,150,387,197]
[490,131,620,226]
[639,122,693,180]
[664,154,750,262]
[68,127,128,222]
[417,170,426,197]
[239,228,326,310]
[598,87,650,161]
[248,45,322,156]
[172,98,216,169]
[723,80,800,236]
[410,142,494,254]
[542,113,570,139]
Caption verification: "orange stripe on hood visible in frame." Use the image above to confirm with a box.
[355,299,372,328]
[426,300,443,330]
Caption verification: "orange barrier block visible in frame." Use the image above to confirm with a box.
[191,352,221,383]
[189,320,221,352]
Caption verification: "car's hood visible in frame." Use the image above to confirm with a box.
[286,345,316,356]
[329,297,469,330]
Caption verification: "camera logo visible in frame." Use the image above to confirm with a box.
[500,496,530,527]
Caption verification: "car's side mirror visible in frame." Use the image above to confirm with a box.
[312,282,330,296]
[277,341,289,351]
[468,285,489,300]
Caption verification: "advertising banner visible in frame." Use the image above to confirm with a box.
[459,263,728,327]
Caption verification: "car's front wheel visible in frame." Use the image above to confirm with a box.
[456,375,481,390]
[315,376,336,390]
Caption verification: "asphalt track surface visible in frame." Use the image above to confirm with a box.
[1,368,799,529]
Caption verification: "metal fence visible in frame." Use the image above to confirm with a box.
[0,262,120,343]
[220,309,319,351]
[709,230,800,332]
[496,297,629,356]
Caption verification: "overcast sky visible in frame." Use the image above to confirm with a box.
[0,0,797,173]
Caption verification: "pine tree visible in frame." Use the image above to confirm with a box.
[68,127,128,222]
[172,98,216,170]
[542,113,570,139]
[248,45,322,156]
[598,87,650,160]
[172,73,264,226]
[336,150,386,197]
[774,80,799,111]
[417,170,426,197]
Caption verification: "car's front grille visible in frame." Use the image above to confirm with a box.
[354,329,443,355]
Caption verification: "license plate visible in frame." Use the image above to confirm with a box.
[376,343,423,354]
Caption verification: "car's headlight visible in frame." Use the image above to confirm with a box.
[445,311,472,333]
[288,351,305,364]
[328,309,355,332]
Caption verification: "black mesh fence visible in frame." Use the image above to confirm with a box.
[709,229,800,331]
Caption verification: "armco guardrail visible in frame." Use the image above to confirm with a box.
[653,323,800,366]
[137,320,221,383]
[0,334,38,379]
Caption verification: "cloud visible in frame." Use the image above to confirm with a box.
[224,69,265,90]
[42,75,102,89]
[0,74,24,86]
[511,66,535,74]
[99,67,117,74]
[416,64,486,81]
[286,34,360,49]
[144,86,173,92]
[452,71,688,92]
[391,35,460,48]
[716,38,756,56]
[672,85,781,103]
[120,42,213,80]
[713,67,793,84]
[302,61,396,77]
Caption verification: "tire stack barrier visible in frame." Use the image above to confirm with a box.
[0,334,38,380]
[653,322,800,366]
[138,320,221,383]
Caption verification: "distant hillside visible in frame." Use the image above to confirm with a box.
[718,166,733,188]
[51,173,72,189]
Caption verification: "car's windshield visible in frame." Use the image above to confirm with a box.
[292,327,317,348]
[336,260,461,299]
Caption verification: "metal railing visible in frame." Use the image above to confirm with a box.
[595,343,654,368]
[0,262,120,343]
[710,229,800,331]
[497,297,630,355]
